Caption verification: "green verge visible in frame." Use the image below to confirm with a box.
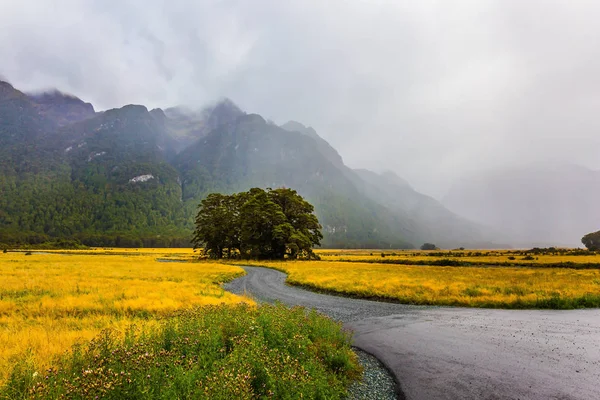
[1,303,362,400]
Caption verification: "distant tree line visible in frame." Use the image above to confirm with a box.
[193,188,322,259]
[0,231,191,249]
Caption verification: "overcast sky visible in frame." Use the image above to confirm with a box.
[2,0,599,198]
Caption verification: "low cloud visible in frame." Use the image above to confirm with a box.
[2,0,599,197]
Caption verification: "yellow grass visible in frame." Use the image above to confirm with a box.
[0,251,250,384]
[33,247,198,255]
[315,249,600,265]
[236,260,600,309]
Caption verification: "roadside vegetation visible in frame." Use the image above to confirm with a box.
[2,304,360,400]
[238,259,600,309]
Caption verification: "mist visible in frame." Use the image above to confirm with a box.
[2,0,600,199]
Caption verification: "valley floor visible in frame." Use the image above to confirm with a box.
[226,266,600,400]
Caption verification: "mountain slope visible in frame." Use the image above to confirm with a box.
[28,90,95,126]
[353,169,502,248]
[1,80,501,248]
[175,114,416,248]
[279,120,499,247]
[0,84,188,246]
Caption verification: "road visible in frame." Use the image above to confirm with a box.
[224,266,600,400]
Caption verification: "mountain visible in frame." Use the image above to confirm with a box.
[164,99,244,152]
[0,79,499,248]
[28,89,95,126]
[442,163,600,247]
[352,169,503,248]
[279,121,501,248]
[174,114,416,248]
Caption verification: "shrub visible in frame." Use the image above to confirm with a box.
[420,243,437,251]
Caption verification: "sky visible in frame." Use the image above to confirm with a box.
[1,0,600,198]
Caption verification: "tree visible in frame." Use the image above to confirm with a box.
[581,230,600,251]
[420,243,437,250]
[192,188,322,259]
[267,188,323,259]
[192,193,241,258]
[240,188,287,259]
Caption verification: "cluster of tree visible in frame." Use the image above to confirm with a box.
[420,243,438,250]
[192,188,322,259]
[582,230,600,251]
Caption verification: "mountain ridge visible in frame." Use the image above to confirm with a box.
[0,80,501,248]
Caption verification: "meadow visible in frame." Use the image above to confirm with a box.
[3,247,599,397]
[315,248,600,268]
[0,251,248,386]
[0,250,361,399]
[238,257,600,309]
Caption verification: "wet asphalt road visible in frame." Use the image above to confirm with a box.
[224,266,600,400]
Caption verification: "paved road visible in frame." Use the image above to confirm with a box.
[225,266,600,400]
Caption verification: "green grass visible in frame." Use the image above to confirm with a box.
[1,303,361,400]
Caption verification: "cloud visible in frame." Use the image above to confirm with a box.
[1,0,599,197]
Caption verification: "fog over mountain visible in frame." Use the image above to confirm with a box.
[443,163,600,248]
[2,0,599,246]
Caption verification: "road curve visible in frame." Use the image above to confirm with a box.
[225,266,600,400]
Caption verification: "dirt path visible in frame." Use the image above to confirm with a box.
[225,266,600,400]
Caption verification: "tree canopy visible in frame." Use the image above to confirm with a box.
[420,243,438,250]
[193,188,322,259]
[581,230,600,251]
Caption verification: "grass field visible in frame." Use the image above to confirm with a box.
[315,249,600,268]
[3,304,359,399]
[0,251,248,385]
[4,247,599,396]
[238,259,600,309]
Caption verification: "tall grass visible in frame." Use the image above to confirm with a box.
[0,252,250,384]
[1,304,361,400]
[236,260,600,309]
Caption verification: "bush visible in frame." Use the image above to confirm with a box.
[420,243,437,251]
[1,304,361,399]
[582,230,600,251]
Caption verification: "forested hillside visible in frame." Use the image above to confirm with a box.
[0,80,497,248]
